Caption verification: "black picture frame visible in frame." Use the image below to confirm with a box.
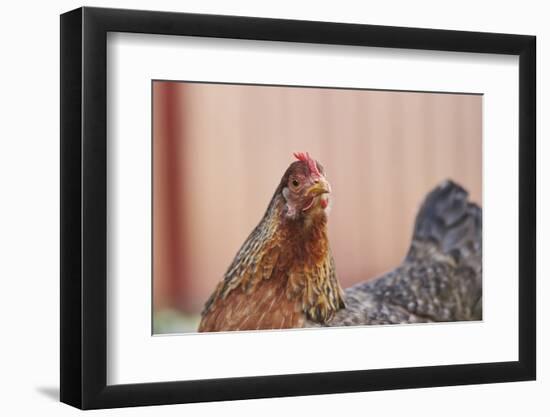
[60,6,536,410]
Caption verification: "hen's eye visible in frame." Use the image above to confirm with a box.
[292,179,300,187]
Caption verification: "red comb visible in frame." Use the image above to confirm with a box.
[293,152,321,178]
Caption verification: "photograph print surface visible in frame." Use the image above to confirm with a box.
[152,81,482,334]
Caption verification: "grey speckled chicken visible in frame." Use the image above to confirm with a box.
[313,180,482,327]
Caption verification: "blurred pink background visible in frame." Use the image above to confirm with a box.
[153,81,482,320]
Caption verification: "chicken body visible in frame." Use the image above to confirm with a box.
[199,155,482,332]
[313,180,482,327]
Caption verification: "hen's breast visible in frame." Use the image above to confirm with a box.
[198,271,305,332]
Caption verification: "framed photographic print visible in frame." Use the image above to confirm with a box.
[60,6,536,409]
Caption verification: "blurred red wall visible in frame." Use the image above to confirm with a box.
[153,82,482,314]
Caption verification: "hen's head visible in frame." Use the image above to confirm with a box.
[279,152,331,220]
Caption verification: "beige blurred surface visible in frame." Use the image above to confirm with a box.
[153,81,482,316]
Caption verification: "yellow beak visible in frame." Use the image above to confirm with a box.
[306,177,331,196]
